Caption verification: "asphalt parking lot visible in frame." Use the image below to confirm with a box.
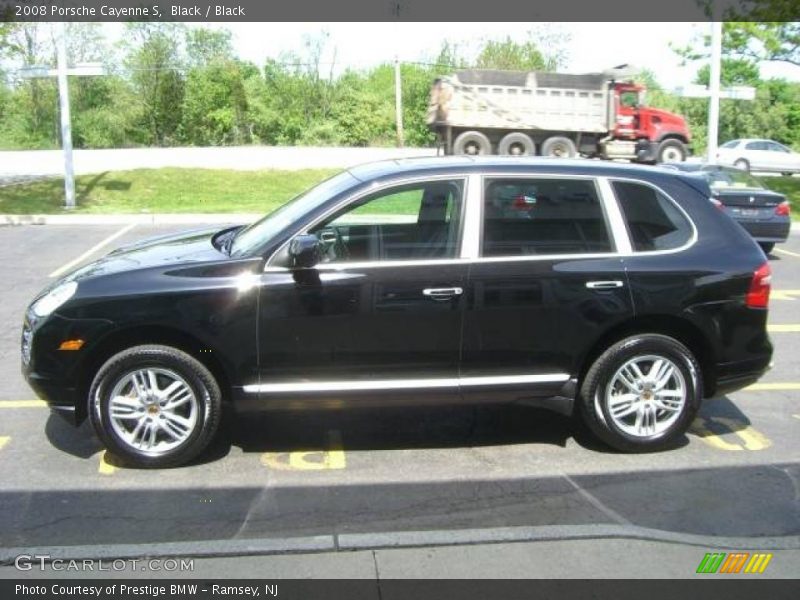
[0,223,798,574]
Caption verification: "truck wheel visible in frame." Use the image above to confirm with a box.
[656,139,687,163]
[453,131,492,155]
[498,132,535,156]
[578,334,701,453]
[89,344,222,468]
[541,136,577,158]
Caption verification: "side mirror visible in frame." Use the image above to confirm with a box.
[289,234,321,269]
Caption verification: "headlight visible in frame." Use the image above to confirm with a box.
[31,281,78,318]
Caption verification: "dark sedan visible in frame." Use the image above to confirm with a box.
[22,158,773,467]
[665,163,791,254]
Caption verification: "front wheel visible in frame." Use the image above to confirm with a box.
[656,139,687,163]
[89,345,222,468]
[579,334,701,452]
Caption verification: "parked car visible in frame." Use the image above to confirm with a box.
[716,138,800,175]
[22,158,773,467]
[664,163,791,254]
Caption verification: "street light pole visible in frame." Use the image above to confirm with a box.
[707,21,723,164]
[55,22,76,209]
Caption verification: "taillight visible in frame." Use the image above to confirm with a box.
[746,262,771,309]
[775,201,790,217]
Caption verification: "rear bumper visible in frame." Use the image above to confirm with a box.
[734,218,791,243]
[714,356,772,398]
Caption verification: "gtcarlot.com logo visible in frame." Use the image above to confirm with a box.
[14,554,194,572]
[696,552,773,574]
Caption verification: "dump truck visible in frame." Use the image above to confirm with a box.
[427,65,691,163]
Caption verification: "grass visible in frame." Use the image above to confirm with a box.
[0,168,338,214]
[760,176,800,220]
[1,167,797,220]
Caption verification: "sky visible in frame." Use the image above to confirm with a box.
[209,22,800,89]
[38,21,800,90]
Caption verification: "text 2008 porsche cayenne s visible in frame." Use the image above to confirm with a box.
[22,158,773,467]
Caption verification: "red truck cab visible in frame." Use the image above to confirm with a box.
[613,82,691,162]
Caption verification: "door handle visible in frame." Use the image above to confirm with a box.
[423,287,464,300]
[585,280,624,290]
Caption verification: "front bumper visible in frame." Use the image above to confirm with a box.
[22,313,115,426]
[24,370,82,425]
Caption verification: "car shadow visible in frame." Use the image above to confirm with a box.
[46,395,755,468]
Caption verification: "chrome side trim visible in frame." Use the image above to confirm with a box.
[597,176,633,254]
[460,173,483,259]
[257,173,697,274]
[243,373,570,394]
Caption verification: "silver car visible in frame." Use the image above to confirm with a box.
[717,138,800,175]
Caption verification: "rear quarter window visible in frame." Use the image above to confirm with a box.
[612,181,693,252]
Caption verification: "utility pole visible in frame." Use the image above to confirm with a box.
[707,21,723,164]
[394,57,404,147]
[20,30,105,209]
[56,22,75,209]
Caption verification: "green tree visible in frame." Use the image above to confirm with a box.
[123,23,186,146]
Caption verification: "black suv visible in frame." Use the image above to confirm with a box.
[22,158,773,467]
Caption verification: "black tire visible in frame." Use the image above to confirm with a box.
[781,172,793,178]
[656,139,687,163]
[541,136,577,158]
[578,334,702,453]
[759,242,775,255]
[734,158,750,172]
[88,344,222,468]
[453,131,492,156]
[498,132,535,156]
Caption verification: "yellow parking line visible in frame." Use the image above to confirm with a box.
[0,436,10,450]
[261,429,346,471]
[775,247,800,259]
[745,382,800,391]
[770,289,800,300]
[767,324,800,332]
[98,451,117,475]
[690,416,772,451]
[0,400,47,408]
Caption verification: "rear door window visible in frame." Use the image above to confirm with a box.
[481,178,613,256]
[612,181,693,252]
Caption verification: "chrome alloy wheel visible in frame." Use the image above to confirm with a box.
[107,368,199,455]
[604,354,686,438]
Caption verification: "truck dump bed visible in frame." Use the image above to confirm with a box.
[428,69,611,133]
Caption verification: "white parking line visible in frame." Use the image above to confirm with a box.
[775,247,800,259]
[48,223,137,278]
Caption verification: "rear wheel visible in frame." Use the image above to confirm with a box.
[541,136,577,158]
[453,131,492,156]
[759,242,775,254]
[734,158,750,171]
[89,344,222,468]
[579,334,701,452]
[498,132,535,156]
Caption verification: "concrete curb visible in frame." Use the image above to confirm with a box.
[1,214,261,226]
[1,524,798,564]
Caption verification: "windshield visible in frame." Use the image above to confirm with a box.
[230,170,359,256]
[703,167,765,190]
